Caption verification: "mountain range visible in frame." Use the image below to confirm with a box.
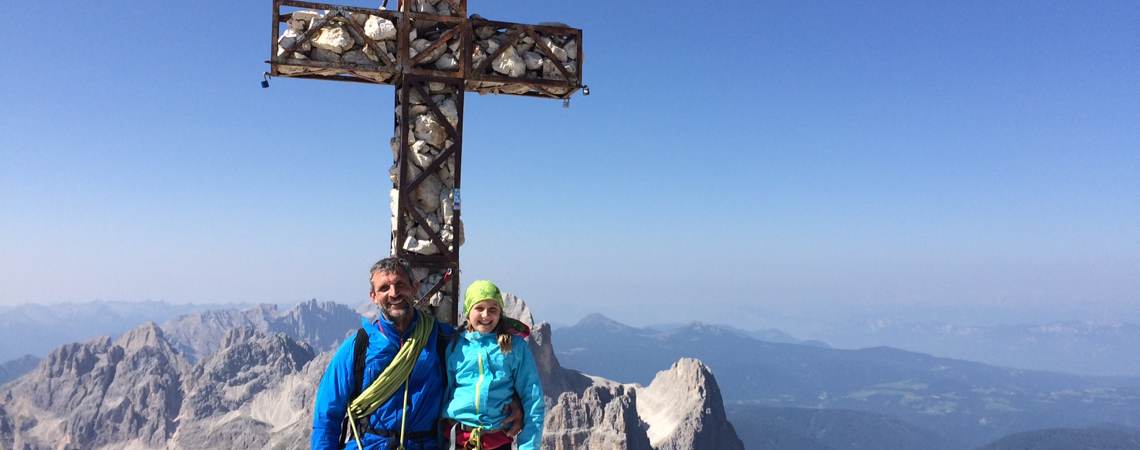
[0,301,249,363]
[0,299,743,450]
[554,313,1140,448]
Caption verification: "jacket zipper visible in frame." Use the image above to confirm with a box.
[475,351,485,416]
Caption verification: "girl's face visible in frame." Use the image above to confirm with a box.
[468,300,501,334]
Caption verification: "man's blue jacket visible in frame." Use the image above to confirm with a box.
[311,311,453,450]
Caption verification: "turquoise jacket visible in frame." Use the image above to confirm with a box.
[443,330,544,450]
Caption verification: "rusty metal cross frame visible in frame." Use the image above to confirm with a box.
[266,0,584,325]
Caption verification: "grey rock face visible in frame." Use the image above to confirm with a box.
[637,358,745,450]
[2,322,187,449]
[531,318,743,450]
[179,327,314,421]
[544,382,653,450]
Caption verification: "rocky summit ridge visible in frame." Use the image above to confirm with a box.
[0,298,742,450]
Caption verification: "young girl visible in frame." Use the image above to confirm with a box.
[442,280,544,450]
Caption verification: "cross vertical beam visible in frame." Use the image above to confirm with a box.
[267,0,584,325]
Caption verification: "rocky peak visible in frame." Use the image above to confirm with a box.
[503,292,536,328]
[275,299,360,352]
[181,327,314,421]
[637,358,744,450]
[115,321,172,355]
[1,322,187,449]
[527,305,745,450]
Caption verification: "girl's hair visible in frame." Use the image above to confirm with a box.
[466,315,514,354]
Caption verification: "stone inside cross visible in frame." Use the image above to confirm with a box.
[269,0,583,324]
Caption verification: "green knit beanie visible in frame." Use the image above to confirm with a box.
[464,280,504,317]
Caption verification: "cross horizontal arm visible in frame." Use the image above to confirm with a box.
[268,0,583,99]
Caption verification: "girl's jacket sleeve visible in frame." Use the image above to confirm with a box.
[311,335,357,450]
[511,335,545,450]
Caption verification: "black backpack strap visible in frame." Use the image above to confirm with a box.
[339,327,370,445]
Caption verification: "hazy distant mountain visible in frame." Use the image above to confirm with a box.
[556,313,1140,447]
[0,300,248,362]
[726,404,965,450]
[816,319,1140,376]
[159,299,360,361]
[976,425,1140,450]
[642,321,829,347]
[0,355,39,385]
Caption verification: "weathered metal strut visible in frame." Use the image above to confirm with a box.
[267,0,584,325]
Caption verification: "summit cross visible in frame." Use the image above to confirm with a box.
[266,0,585,324]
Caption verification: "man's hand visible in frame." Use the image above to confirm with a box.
[500,394,524,437]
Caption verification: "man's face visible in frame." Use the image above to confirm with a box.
[370,270,417,325]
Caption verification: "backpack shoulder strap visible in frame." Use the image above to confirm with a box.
[351,327,370,398]
[340,327,370,445]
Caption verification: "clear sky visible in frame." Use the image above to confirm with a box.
[2,0,1138,326]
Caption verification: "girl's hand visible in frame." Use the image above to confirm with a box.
[500,395,524,437]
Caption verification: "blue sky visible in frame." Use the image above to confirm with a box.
[2,0,1138,326]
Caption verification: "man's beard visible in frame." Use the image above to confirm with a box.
[381,297,413,323]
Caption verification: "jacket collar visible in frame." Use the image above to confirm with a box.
[374,309,421,341]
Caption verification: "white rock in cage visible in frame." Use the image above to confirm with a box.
[439,163,454,187]
[362,44,395,64]
[435,53,458,70]
[291,10,322,28]
[342,49,372,66]
[403,236,439,255]
[522,51,543,70]
[424,213,442,237]
[492,46,526,77]
[389,188,400,229]
[312,26,355,53]
[565,39,578,60]
[414,174,443,211]
[364,15,397,41]
[484,39,501,55]
[277,29,312,56]
[411,140,437,169]
[311,47,342,63]
[471,45,487,69]
[437,98,458,126]
[412,0,435,15]
[286,17,307,33]
[539,37,568,63]
[411,39,447,63]
[350,11,369,27]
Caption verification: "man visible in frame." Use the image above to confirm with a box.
[311,257,519,450]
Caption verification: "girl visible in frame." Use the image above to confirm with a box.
[442,280,544,450]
